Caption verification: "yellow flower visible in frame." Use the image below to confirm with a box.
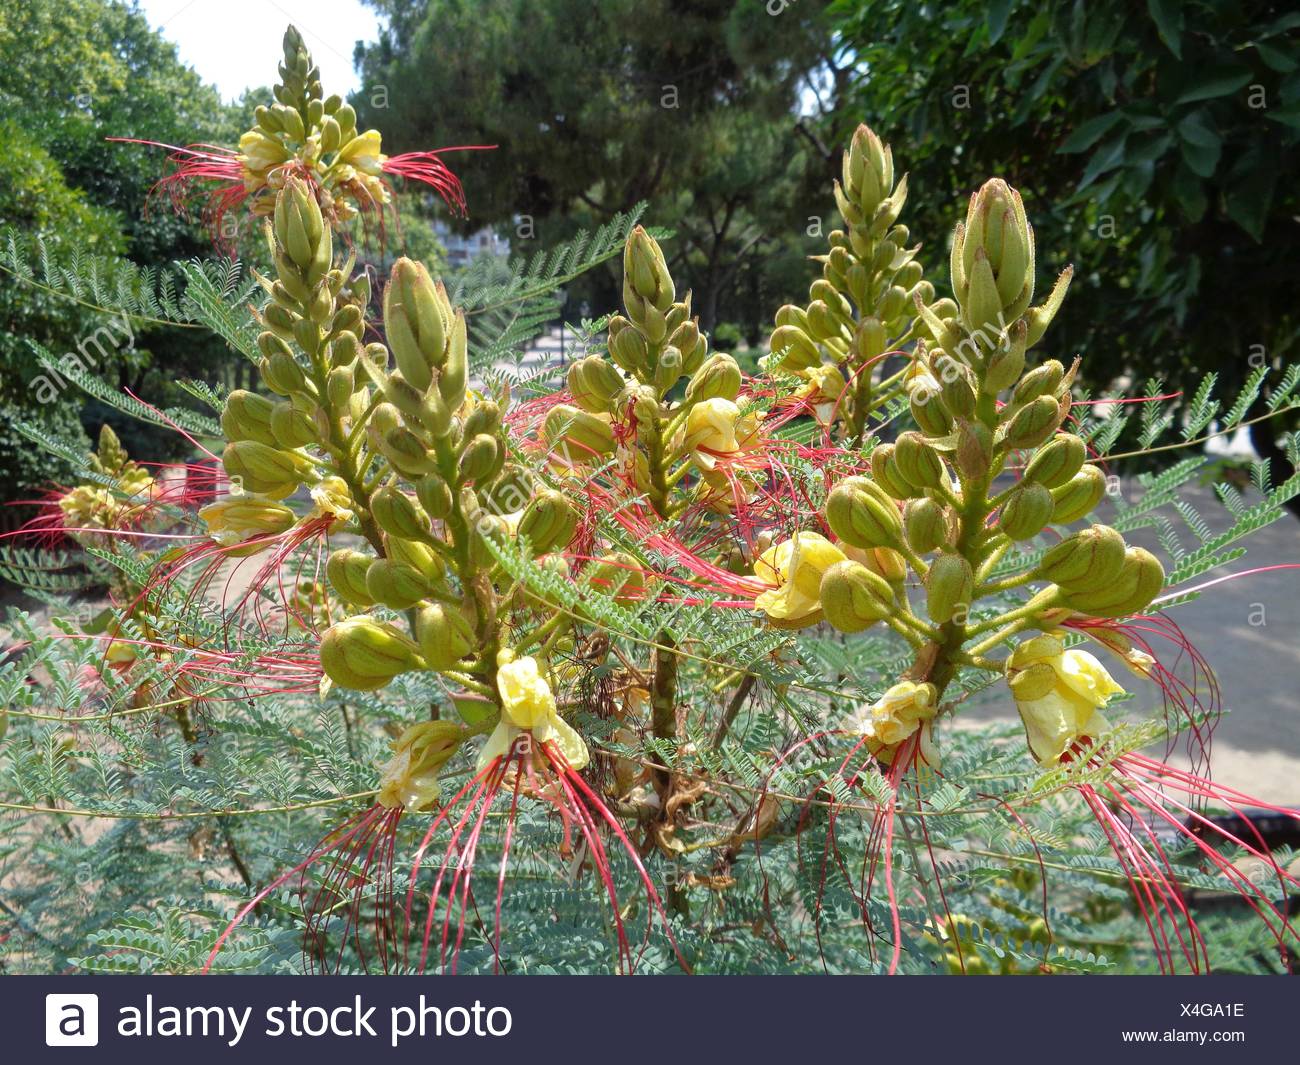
[682,397,741,471]
[199,496,297,548]
[794,364,846,422]
[845,680,940,764]
[377,721,464,811]
[479,652,589,771]
[1007,635,1125,764]
[753,531,846,626]
[308,476,357,523]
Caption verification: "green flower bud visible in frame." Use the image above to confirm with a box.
[543,404,616,463]
[983,320,1028,394]
[624,226,675,314]
[1059,547,1164,618]
[869,443,918,500]
[609,318,650,376]
[653,344,684,394]
[383,257,450,393]
[770,324,821,371]
[519,487,580,555]
[843,123,894,218]
[386,535,443,583]
[820,559,894,633]
[365,558,431,611]
[586,552,646,606]
[1024,268,1073,347]
[414,602,476,671]
[894,431,946,490]
[954,179,1033,322]
[261,351,310,397]
[414,473,453,520]
[926,553,974,625]
[1035,524,1126,588]
[904,497,948,554]
[379,426,440,477]
[221,389,278,446]
[330,333,361,368]
[438,311,468,412]
[1012,360,1064,406]
[933,356,976,417]
[458,433,501,484]
[568,355,625,414]
[685,353,742,404]
[1024,432,1087,489]
[461,397,502,441]
[320,616,422,691]
[826,475,904,549]
[222,440,313,497]
[269,401,319,448]
[1004,395,1062,450]
[998,483,1054,541]
[953,418,994,482]
[274,177,329,274]
[909,376,954,437]
[1050,464,1107,524]
[326,548,376,606]
[372,485,432,542]
[327,365,356,409]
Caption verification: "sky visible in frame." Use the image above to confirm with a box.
[136,0,383,102]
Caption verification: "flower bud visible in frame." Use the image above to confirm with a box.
[770,324,821,371]
[685,352,743,404]
[1059,547,1164,618]
[458,433,500,483]
[820,559,895,633]
[586,552,647,605]
[414,473,453,520]
[1050,464,1107,524]
[609,319,650,376]
[953,419,994,482]
[933,356,976,417]
[543,404,616,463]
[869,443,918,500]
[653,344,684,394]
[1024,432,1087,489]
[1004,395,1061,450]
[326,548,376,606]
[1012,360,1064,406]
[379,426,439,477]
[386,535,443,583]
[624,226,675,313]
[955,179,1033,322]
[843,124,894,217]
[893,431,946,490]
[261,350,309,396]
[320,616,422,691]
[909,375,954,437]
[904,497,948,554]
[221,389,277,446]
[1035,524,1126,589]
[365,558,430,611]
[998,483,1054,541]
[568,354,625,414]
[377,720,465,811]
[383,257,450,393]
[269,401,319,448]
[983,320,1027,394]
[274,177,330,275]
[926,553,974,625]
[372,484,432,542]
[222,440,313,497]
[1024,267,1073,347]
[519,487,580,555]
[414,602,476,671]
[327,365,356,409]
[826,475,903,549]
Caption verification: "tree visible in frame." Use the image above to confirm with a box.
[354,0,836,329]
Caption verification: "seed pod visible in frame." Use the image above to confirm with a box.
[365,558,430,611]
[383,257,449,392]
[1050,464,1107,524]
[518,487,580,555]
[542,404,616,463]
[893,431,946,490]
[413,602,476,671]
[820,559,894,633]
[414,474,453,521]
[320,616,422,691]
[1004,395,1061,450]
[269,401,319,448]
[372,484,431,542]
[926,553,974,625]
[326,548,376,606]
[826,475,903,549]
[904,497,948,554]
[1060,547,1164,618]
[953,418,994,482]
[998,483,1054,541]
[1024,432,1087,489]
[685,352,743,404]
[222,440,312,497]
[221,389,278,446]
[1012,360,1065,406]
[1035,524,1126,589]
[458,433,500,484]
[568,354,625,414]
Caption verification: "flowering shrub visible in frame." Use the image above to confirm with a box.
[2,26,1299,976]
